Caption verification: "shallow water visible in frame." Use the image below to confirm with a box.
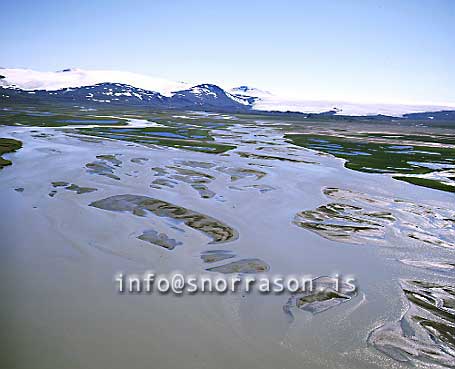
[1,110,454,369]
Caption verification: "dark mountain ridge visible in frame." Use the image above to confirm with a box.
[1,82,454,123]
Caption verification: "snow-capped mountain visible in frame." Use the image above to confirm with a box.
[0,68,190,96]
[51,83,167,104]
[0,81,250,112]
[229,85,272,97]
[250,97,455,117]
[1,68,454,117]
[170,84,250,109]
[228,86,271,105]
[227,84,454,116]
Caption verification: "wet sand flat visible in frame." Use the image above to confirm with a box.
[1,111,454,369]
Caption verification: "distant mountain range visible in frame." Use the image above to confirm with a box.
[1,68,454,120]
[0,82,252,113]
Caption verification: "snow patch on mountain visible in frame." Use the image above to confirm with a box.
[0,68,191,96]
[228,86,455,116]
[1,68,454,116]
[229,86,272,97]
[251,97,455,117]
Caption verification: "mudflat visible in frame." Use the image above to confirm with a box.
[1,107,454,369]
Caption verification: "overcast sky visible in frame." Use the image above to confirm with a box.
[1,0,454,104]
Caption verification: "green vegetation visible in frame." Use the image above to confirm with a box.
[286,133,455,193]
[0,105,237,153]
[363,132,455,146]
[75,126,236,154]
[394,176,455,193]
[2,103,455,190]
[0,138,22,169]
[0,111,127,127]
